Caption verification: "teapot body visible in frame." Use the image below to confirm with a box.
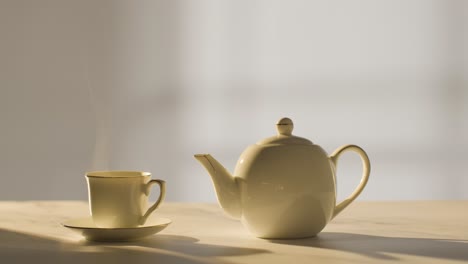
[194,117,371,239]
[234,143,336,238]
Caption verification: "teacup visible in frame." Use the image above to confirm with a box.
[86,171,166,228]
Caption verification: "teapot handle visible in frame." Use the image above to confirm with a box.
[329,144,370,219]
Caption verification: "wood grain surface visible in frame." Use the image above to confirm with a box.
[0,201,466,264]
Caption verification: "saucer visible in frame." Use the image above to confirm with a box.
[62,216,171,242]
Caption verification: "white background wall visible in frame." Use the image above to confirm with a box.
[1,0,467,201]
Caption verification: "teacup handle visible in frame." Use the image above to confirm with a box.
[140,179,166,225]
[329,144,370,219]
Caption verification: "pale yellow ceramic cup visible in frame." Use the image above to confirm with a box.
[86,171,166,228]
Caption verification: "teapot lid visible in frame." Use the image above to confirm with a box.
[257,117,313,145]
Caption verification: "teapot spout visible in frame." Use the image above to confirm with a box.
[194,154,241,219]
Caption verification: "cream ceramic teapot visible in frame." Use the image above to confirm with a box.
[194,117,370,239]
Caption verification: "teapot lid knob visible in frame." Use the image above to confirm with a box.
[276,117,294,136]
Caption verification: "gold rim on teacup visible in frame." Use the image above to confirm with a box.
[86,171,151,178]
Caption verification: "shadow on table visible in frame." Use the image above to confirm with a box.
[269,232,468,261]
[0,228,269,264]
[82,234,269,257]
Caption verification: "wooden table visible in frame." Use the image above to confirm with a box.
[0,201,466,264]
